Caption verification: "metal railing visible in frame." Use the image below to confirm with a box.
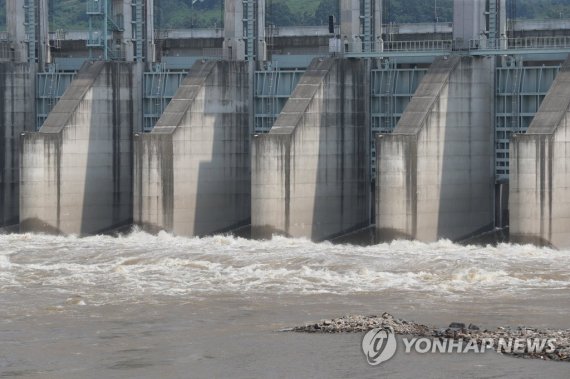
[383,39,454,52]
[470,36,570,51]
[154,28,223,40]
[382,22,453,35]
[341,39,454,54]
[340,35,570,55]
[507,36,570,50]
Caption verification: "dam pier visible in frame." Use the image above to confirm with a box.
[2,0,570,247]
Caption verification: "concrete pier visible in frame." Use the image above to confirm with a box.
[0,64,35,227]
[453,0,486,49]
[1,0,48,228]
[134,60,250,236]
[252,57,370,241]
[376,56,495,242]
[20,61,135,235]
[509,56,570,248]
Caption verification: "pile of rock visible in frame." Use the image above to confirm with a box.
[290,313,570,362]
[290,312,432,336]
[434,324,570,362]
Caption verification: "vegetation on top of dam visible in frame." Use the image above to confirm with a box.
[1,0,570,30]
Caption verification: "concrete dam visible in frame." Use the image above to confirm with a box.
[2,0,570,248]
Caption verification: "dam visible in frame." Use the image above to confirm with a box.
[2,0,570,247]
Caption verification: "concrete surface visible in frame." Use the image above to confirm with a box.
[453,0,486,48]
[376,56,495,242]
[252,57,370,241]
[509,55,570,248]
[20,61,135,235]
[134,60,250,236]
[0,63,35,227]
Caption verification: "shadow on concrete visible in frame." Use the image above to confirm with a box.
[193,61,251,235]
[311,59,370,240]
[436,57,495,241]
[135,60,251,237]
[509,55,570,248]
[80,62,134,235]
[376,56,495,242]
[0,63,33,228]
[251,58,370,241]
[20,61,134,235]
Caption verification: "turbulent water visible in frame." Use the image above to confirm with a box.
[1,230,570,378]
[1,230,570,310]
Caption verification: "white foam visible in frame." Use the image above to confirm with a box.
[0,231,569,305]
[0,255,11,270]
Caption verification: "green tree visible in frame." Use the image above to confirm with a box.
[314,0,339,25]
[267,2,296,26]
[1,0,570,32]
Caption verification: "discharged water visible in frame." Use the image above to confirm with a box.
[1,231,569,378]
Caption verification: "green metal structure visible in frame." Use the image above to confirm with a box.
[87,0,124,60]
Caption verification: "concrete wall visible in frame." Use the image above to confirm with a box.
[222,0,265,61]
[7,0,27,63]
[252,57,370,241]
[7,0,49,65]
[510,56,570,248]
[376,56,494,242]
[453,0,486,48]
[116,0,134,62]
[134,60,250,236]
[340,0,360,38]
[145,0,156,63]
[20,61,135,235]
[223,0,245,60]
[0,63,35,227]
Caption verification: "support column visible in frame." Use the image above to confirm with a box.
[116,0,134,61]
[510,56,570,248]
[376,56,495,242]
[257,0,266,62]
[20,62,135,235]
[38,0,50,67]
[340,0,360,52]
[7,0,49,65]
[252,58,370,241]
[0,64,34,228]
[499,0,508,49]
[340,0,382,52]
[145,0,156,63]
[374,0,383,51]
[134,61,251,236]
[453,0,486,49]
[223,0,245,61]
[123,0,155,62]
[114,0,127,59]
[7,0,27,63]
[223,0,265,62]
[1,1,42,228]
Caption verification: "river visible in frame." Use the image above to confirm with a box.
[1,231,569,378]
